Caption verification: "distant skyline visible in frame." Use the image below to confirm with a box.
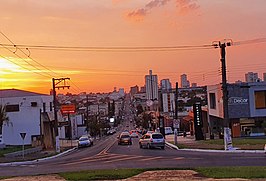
[0,0,266,94]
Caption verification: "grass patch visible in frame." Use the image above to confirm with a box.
[195,166,266,179]
[0,176,10,180]
[0,145,32,157]
[172,137,266,150]
[200,138,266,145]
[59,168,146,181]
[59,167,266,180]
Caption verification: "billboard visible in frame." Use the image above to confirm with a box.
[61,104,76,114]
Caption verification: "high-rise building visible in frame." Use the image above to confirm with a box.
[245,72,259,82]
[263,73,266,82]
[160,79,172,93]
[145,70,158,100]
[130,85,139,96]
[180,74,190,88]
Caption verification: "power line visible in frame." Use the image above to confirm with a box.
[234,38,266,46]
[0,31,85,93]
[0,43,216,52]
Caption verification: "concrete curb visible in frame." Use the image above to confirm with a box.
[165,142,179,150]
[0,147,77,167]
[166,141,266,154]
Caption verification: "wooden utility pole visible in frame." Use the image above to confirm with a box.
[52,78,70,153]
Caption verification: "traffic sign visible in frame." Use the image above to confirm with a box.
[20,132,26,140]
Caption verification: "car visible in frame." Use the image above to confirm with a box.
[139,132,165,149]
[129,130,138,138]
[117,132,132,145]
[87,134,94,145]
[146,130,154,134]
[78,135,92,148]
[165,127,173,135]
[107,128,116,135]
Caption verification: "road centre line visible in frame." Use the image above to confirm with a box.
[139,156,163,161]
[104,155,145,163]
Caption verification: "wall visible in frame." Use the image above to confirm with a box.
[2,95,53,145]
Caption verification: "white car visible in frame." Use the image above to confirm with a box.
[139,133,165,149]
[78,135,92,148]
[165,127,173,135]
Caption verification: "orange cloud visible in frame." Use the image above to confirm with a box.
[127,0,199,21]
[127,0,170,20]
[176,0,200,15]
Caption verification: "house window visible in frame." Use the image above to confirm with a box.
[209,93,216,109]
[50,102,53,111]
[255,91,266,109]
[6,104,20,112]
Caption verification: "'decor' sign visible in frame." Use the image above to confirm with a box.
[228,97,248,105]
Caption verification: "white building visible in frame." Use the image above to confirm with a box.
[145,70,158,100]
[245,72,259,82]
[162,92,175,117]
[0,89,53,146]
[160,79,172,93]
[181,74,190,88]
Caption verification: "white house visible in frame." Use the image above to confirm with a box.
[0,89,53,145]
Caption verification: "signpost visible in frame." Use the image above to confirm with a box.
[224,128,233,150]
[173,119,180,145]
[20,132,26,159]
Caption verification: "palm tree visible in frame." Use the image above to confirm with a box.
[0,105,9,143]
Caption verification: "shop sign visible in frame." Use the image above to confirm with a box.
[228,97,248,105]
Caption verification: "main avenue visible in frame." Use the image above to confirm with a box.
[0,100,265,177]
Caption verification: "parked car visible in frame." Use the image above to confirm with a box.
[117,132,132,145]
[139,132,165,149]
[78,135,92,148]
[165,127,173,135]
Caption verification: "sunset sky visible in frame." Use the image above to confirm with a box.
[0,0,266,94]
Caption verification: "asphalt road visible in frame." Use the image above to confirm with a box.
[0,131,266,177]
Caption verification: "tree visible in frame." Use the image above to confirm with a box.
[136,104,144,115]
[0,105,9,146]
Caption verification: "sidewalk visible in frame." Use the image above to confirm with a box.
[0,139,78,164]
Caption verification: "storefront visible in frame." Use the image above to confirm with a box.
[207,82,266,137]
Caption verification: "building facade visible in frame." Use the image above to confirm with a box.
[181,74,190,88]
[160,79,172,93]
[145,70,158,100]
[130,85,139,96]
[245,72,259,82]
[0,89,54,145]
[161,92,175,118]
[207,82,266,137]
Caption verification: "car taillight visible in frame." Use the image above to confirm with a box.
[150,138,153,142]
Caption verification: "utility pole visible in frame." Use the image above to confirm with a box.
[52,77,70,153]
[174,82,178,145]
[213,40,233,150]
[86,95,89,133]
